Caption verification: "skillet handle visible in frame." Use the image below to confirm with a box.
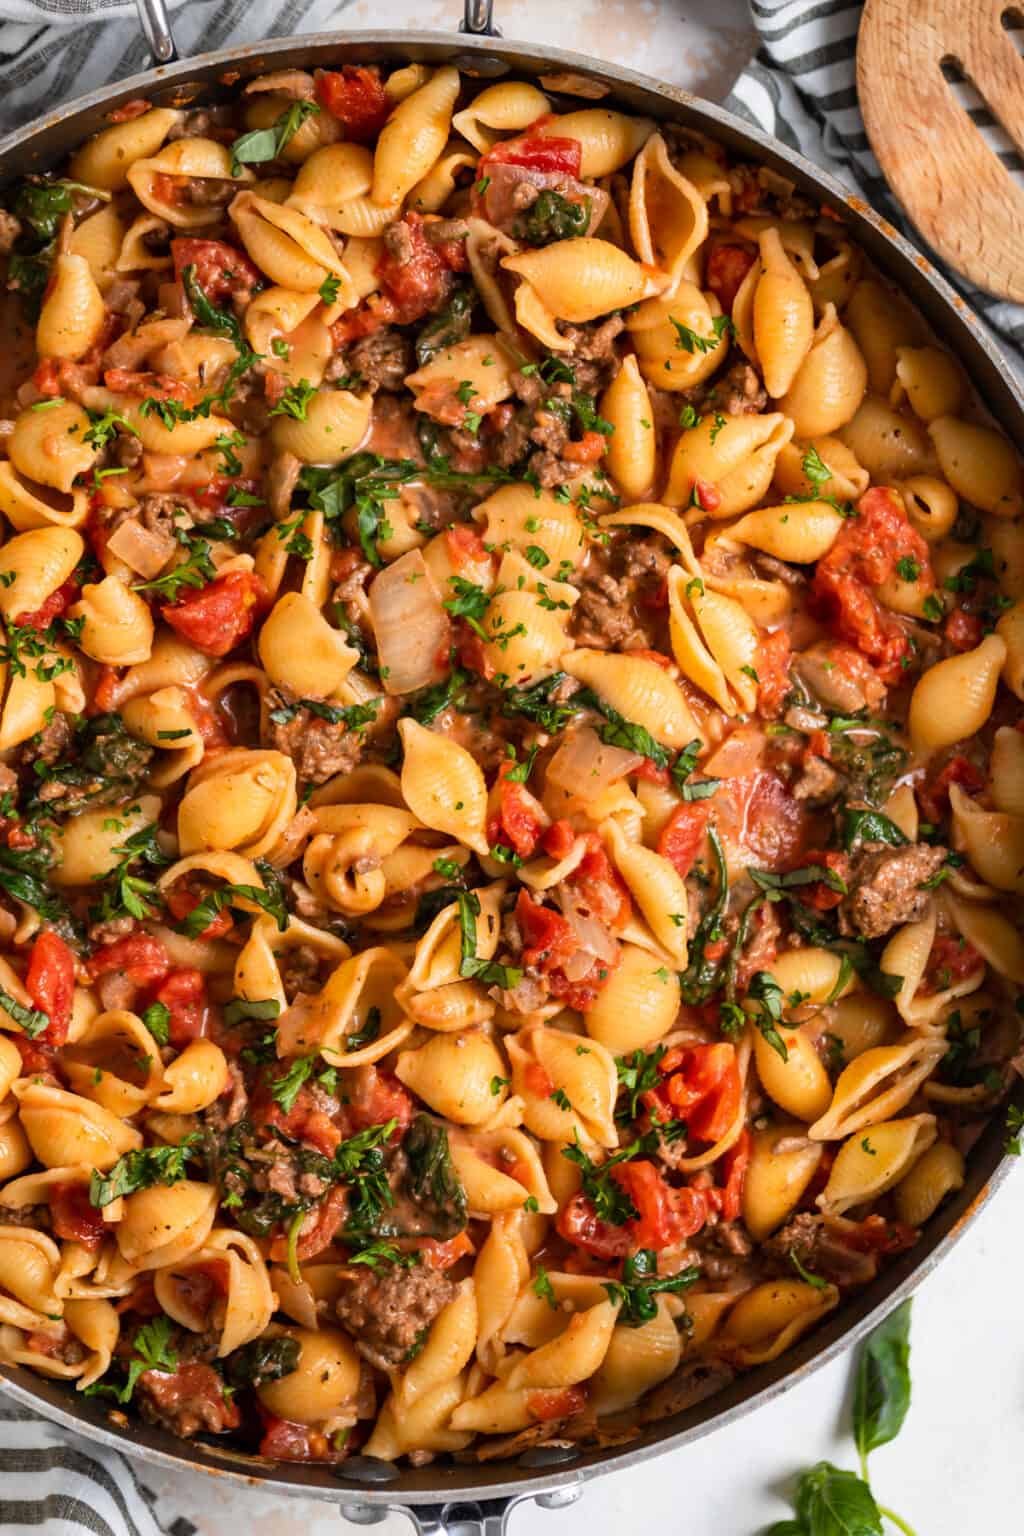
[340,1486,582,1533]
[134,0,178,64]
[461,0,501,36]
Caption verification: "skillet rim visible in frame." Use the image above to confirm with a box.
[0,26,1020,1509]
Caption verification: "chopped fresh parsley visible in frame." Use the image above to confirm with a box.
[604,1249,700,1327]
[268,379,317,421]
[671,314,733,354]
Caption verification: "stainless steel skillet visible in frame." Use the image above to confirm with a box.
[0,2,1020,1530]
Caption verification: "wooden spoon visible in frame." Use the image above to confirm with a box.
[858,0,1024,301]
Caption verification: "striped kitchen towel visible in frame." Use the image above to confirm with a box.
[0,0,350,137]
[0,1400,187,1535]
[724,0,1024,364]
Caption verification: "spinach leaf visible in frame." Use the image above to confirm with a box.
[793,1462,884,1536]
[842,808,908,852]
[402,1114,468,1239]
[175,878,288,938]
[500,672,579,734]
[745,969,788,1060]
[267,697,379,731]
[90,1133,202,1208]
[0,988,49,1038]
[229,100,320,176]
[223,997,281,1028]
[853,1300,912,1472]
[456,889,523,989]
[680,826,728,1004]
[517,189,591,245]
[575,687,669,768]
[225,1333,300,1388]
[670,737,719,801]
[751,865,848,896]
[13,180,73,241]
[181,264,245,350]
[827,730,908,808]
[415,283,474,365]
[403,665,471,727]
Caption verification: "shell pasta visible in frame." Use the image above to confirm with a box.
[0,59,1017,1472]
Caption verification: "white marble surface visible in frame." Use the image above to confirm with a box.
[15,3,1024,1531]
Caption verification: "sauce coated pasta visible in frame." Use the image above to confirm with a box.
[0,61,1018,1466]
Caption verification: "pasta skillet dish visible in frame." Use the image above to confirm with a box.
[0,61,1019,1466]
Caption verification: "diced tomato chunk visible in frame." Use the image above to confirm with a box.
[645,1042,741,1146]
[108,98,151,123]
[945,608,983,652]
[528,1386,587,1421]
[719,770,808,872]
[705,242,756,311]
[613,1159,708,1246]
[103,368,190,400]
[514,889,618,1011]
[812,486,934,683]
[258,1412,345,1461]
[556,1191,633,1258]
[918,754,985,823]
[269,1184,348,1263]
[658,802,709,879]
[569,833,631,929]
[557,1158,709,1259]
[517,890,576,971]
[490,766,546,859]
[920,934,984,994]
[15,576,80,631]
[562,429,607,465]
[51,1182,106,1249]
[315,65,391,142]
[524,1060,555,1099]
[370,210,467,332]
[417,1230,474,1270]
[264,1083,341,1158]
[344,1067,414,1137]
[84,931,151,991]
[541,818,575,860]
[445,523,491,571]
[757,627,792,718]
[161,569,266,657]
[839,1214,918,1254]
[171,238,262,302]
[481,129,582,178]
[24,930,76,1046]
[692,477,722,512]
[140,1362,240,1434]
[148,967,208,1045]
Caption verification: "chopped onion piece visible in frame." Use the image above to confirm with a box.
[545,726,642,802]
[106,516,178,579]
[368,548,451,696]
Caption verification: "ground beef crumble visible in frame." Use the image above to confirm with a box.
[334,1263,456,1370]
[838,841,948,940]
